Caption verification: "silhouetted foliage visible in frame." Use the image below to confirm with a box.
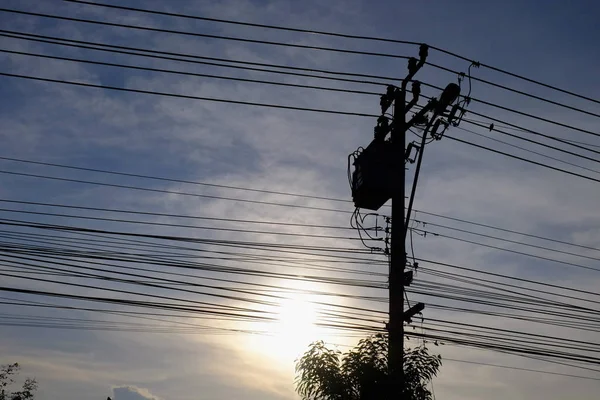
[0,363,37,400]
[295,333,441,400]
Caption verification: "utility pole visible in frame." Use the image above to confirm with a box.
[350,44,462,399]
[388,45,427,397]
[387,77,407,394]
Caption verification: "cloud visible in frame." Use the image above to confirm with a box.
[2,0,600,400]
[113,386,160,400]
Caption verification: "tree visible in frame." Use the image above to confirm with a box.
[0,363,37,400]
[295,333,441,400]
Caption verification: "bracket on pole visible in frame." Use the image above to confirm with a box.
[403,270,414,286]
[403,302,424,323]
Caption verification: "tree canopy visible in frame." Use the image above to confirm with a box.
[295,333,441,400]
[0,363,37,400]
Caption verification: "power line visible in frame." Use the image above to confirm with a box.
[3,73,599,194]
[0,248,384,300]
[0,166,361,215]
[413,227,600,274]
[429,62,600,122]
[416,320,600,361]
[0,232,390,305]
[443,358,600,381]
[0,48,380,97]
[0,71,377,118]
[410,286,600,326]
[0,198,353,230]
[6,149,595,265]
[409,331,600,366]
[63,0,600,110]
[0,233,385,279]
[0,255,386,326]
[7,234,600,372]
[5,148,584,268]
[473,119,600,149]
[5,244,600,356]
[2,142,596,290]
[0,218,383,261]
[459,93,600,140]
[0,8,412,61]
[0,252,386,319]
[425,318,600,350]
[62,0,416,45]
[424,302,600,337]
[414,210,600,255]
[416,220,600,266]
[0,221,387,266]
[446,341,600,375]
[5,30,599,154]
[411,286,600,330]
[0,228,387,269]
[2,299,599,379]
[0,296,376,335]
[418,324,600,356]
[0,155,360,207]
[455,125,600,176]
[411,276,600,326]
[0,31,389,88]
[6,35,600,149]
[0,253,386,318]
[445,135,600,185]
[7,4,600,374]
[0,232,385,279]
[0,295,360,328]
[417,271,599,317]
[418,268,600,311]
[0,207,365,241]
[415,258,600,300]
[426,50,600,107]
[0,153,595,258]
[462,118,600,163]
[14,252,596,354]
[0,286,380,333]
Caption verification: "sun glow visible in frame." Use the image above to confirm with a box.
[243,293,320,364]
[276,297,316,338]
[271,296,318,360]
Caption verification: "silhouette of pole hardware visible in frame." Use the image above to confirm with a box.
[348,42,464,398]
[403,302,425,323]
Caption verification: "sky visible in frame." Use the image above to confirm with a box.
[1,0,600,399]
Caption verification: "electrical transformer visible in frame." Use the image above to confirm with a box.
[351,139,395,211]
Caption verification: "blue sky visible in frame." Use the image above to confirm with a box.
[1,1,600,399]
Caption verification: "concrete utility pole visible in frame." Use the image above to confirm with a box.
[350,44,461,399]
[388,44,428,397]
[387,84,406,397]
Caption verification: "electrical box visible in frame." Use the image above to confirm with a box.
[351,139,395,211]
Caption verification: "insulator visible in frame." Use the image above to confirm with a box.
[374,116,390,141]
[380,86,396,114]
[405,142,420,163]
[419,44,429,60]
[411,81,421,98]
[429,119,443,140]
[408,57,417,74]
[447,104,460,125]
[386,85,395,97]
[380,95,392,115]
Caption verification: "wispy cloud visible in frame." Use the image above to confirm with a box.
[1,0,600,399]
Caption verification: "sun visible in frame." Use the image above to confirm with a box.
[276,297,316,338]
[241,294,319,365]
[271,296,318,361]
